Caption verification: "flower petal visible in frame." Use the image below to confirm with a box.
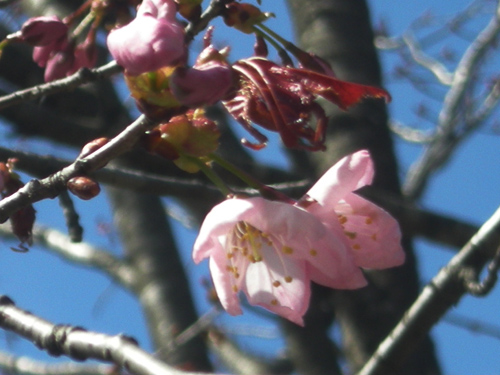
[334,193,405,269]
[306,150,374,206]
[243,246,309,326]
[209,247,243,316]
[107,15,185,75]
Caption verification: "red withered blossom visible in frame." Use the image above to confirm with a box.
[223,57,390,150]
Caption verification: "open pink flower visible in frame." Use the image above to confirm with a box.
[107,0,185,75]
[193,150,404,325]
[193,197,367,326]
[303,150,405,269]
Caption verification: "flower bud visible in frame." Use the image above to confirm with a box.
[20,16,68,46]
[79,138,109,159]
[67,177,101,200]
[144,109,220,173]
[223,3,273,34]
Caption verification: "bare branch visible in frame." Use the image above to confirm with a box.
[388,120,435,144]
[207,327,293,375]
[1,145,491,252]
[358,203,500,375]
[402,32,453,85]
[0,351,113,375]
[0,114,156,224]
[404,1,500,198]
[445,312,500,341]
[57,191,83,243]
[0,296,209,375]
[0,62,122,111]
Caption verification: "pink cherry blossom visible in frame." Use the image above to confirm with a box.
[107,0,186,75]
[193,197,367,326]
[304,150,405,269]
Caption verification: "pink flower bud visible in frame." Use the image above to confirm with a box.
[107,0,186,75]
[170,45,234,107]
[32,38,67,68]
[43,42,75,82]
[170,63,234,107]
[20,16,68,46]
[73,39,98,71]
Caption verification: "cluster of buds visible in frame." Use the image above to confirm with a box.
[105,0,389,153]
[7,14,96,82]
[142,109,220,173]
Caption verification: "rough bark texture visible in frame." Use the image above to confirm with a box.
[285,1,441,374]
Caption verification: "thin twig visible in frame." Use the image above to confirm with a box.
[404,1,500,198]
[0,114,155,224]
[402,31,453,85]
[0,61,122,111]
[444,312,500,341]
[57,191,83,243]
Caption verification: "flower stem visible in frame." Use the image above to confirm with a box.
[255,24,304,60]
[209,153,295,204]
[185,156,232,197]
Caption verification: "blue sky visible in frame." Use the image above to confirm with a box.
[0,1,499,374]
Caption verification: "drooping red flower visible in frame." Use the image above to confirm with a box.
[223,57,390,150]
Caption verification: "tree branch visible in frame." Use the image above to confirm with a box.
[0,115,155,223]
[404,0,500,198]
[0,350,113,375]
[0,296,209,375]
[358,204,500,375]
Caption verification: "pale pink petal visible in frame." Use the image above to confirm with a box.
[305,232,367,289]
[243,241,309,325]
[107,15,185,75]
[306,150,374,205]
[334,193,405,269]
[209,247,242,316]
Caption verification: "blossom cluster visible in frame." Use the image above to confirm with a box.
[9,0,405,324]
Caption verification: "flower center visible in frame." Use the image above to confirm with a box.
[231,221,270,263]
